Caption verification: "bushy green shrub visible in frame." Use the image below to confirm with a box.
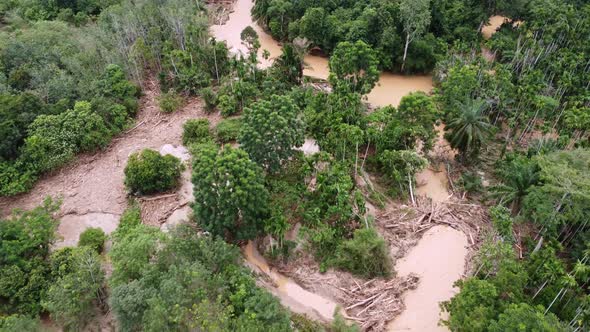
[0,315,41,332]
[182,119,212,146]
[200,87,218,113]
[124,149,184,195]
[333,227,392,278]
[43,246,105,331]
[78,227,107,253]
[218,94,239,117]
[215,118,242,143]
[115,204,142,236]
[158,90,184,113]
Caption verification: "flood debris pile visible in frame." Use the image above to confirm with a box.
[377,199,489,259]
[339,275,420,331]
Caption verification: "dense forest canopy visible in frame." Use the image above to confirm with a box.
[0,0,589,331]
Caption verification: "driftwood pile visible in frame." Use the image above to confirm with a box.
[337,274,420,331]
[376,198,488,259]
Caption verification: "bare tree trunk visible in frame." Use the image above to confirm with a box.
[408,174,416,206]
[402,33,410,72]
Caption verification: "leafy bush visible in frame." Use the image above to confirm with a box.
[124,149,184,195]
[158,90,184,113]
[43,246,105,331]
[0,198,59,316]
[182,119,212,145]
[22,101,111,174]
[78,227,107,253]
[218,94,239,117]
[0,315,41,332]
[215,118,242,143]
[109,225,292,331]
[333,228,392,278]
[200,87,218,113]
[113,204,142,240]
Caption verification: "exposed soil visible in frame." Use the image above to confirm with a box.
[0,78,220,246]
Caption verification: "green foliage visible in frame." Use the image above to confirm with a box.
[215,118,243,143]
[370,93,438,154]
[489,206,513,242]
[399,0,432,72]
[522,149,590,236]
[43,246,105,331]
[240,94,304,172]
[445,98,492,162]
[491,155,540,213]
[331,311,360,332]
[0,315,41,332]
[182,119,212,146]
[109,224,164,288]
[0,198,59,316]
[200,87,218,113]
[78,227,107,253]
[333,228,392,278]
[328,41,379,95]
[192,144,269,241]
[302,162,369,270]
[255,0,473,72]
[124,149,184,195]
[112,203,142,240]
[23,101,111,173]
[441,278,501,332]
[157,90,184,113]
[377,150,427,197]
[109,224,292,331]
[488,303,568,332]
[458,171,483,195]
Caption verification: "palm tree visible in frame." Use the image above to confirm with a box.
[445,98,492,162]
[273,43,304,85]
[490,157,540,214]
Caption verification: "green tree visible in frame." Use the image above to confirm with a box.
[441,278,500,332]
[445,99,492,161]
[399,0,431,72]
[489,303,568,332]
[491,156,540,214]
[272,43,304,85]
[0,198,59,316]
[191,144,269,241]
[397,92,438,150]
[240,94,304,172]
[124,149,184,195]
[109,224,164,288]
[43,246,105,331]
[328,41,379,95]
[378,150,428,199]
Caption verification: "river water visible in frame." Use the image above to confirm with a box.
[387,226,468,331]
[210,1,471,330]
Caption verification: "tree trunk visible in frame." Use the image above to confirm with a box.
[408,174,416,206]
[402,32,410,72]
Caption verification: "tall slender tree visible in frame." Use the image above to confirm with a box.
[399,0,431,72]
